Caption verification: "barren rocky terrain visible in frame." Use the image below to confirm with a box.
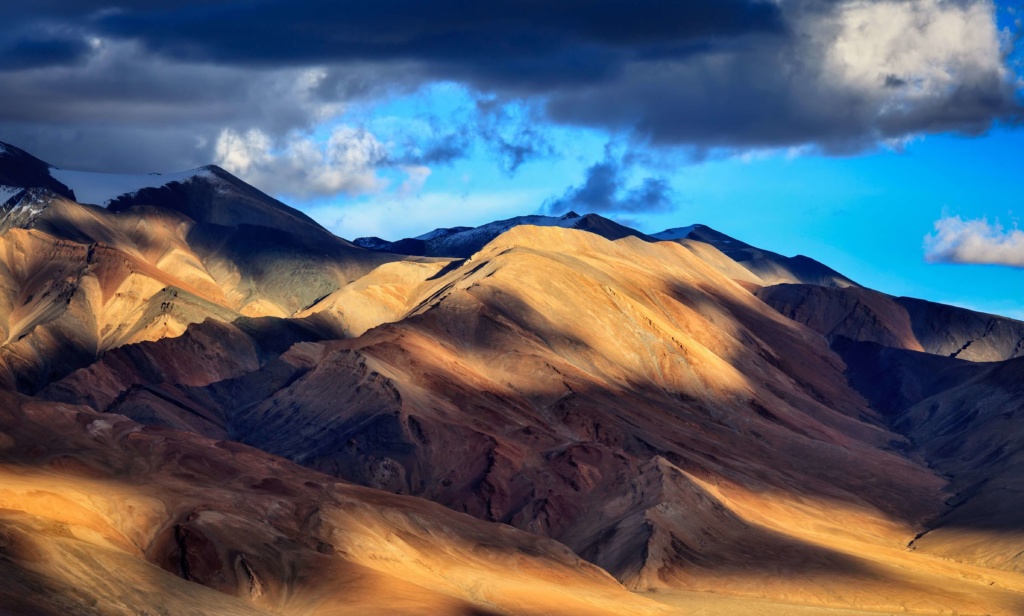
[3,140,1024,615]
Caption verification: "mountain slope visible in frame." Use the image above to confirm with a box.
[45,225,1024,614]
[356,212,855,290]
[1,139,340,247]
[677,225,858,288]
[823,338,1024,580]
[757,284,1024,581]
[758,283,1024,362]
[0,142,76,203]
[0,193,390,391]
[0,389,667,616]
[6,138,1024,614]
[100,164,345,247]
[0,146,417,392]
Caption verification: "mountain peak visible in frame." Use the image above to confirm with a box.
[0,140,76,201]
[0,140,349,246]
[49,166,217,207]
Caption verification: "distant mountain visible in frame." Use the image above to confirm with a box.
[0,140,405,390]
[1,140,345,249]
[759,283,1024,362]
[355,211,656,257]
[0,141,77,202]
[358,213,856,289]
[649,225,697,241]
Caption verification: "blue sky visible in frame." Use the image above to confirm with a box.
[291,84,1024,319]
[2,0,1021,317]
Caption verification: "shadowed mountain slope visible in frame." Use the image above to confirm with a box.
[355,212,856,290]
[678,225,857,288]
[0,142,76,203]
[6,139,1024,614]
[822,337,1024,577]
[0,153,412,391]
[759,283,1024,362]
[0,389,667,616]
[45,225,1024,614]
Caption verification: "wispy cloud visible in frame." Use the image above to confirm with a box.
[214,126,390,198]
[543,149,674,214]
[925,215,1024,267]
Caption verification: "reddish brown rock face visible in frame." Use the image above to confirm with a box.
[4,142,1024,615]
[32,222,1024,614]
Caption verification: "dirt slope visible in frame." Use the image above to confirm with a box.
[46,226,1024,614]
[0,388,669,616]
[759,283,1024,362]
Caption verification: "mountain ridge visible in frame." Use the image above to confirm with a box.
[2,138,1024,615]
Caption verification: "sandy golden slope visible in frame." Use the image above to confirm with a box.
[0,389,669,616]
[3,137,1023,616]
[47,225,1024,614]
[0,188,407,391]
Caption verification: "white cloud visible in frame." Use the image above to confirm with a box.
[214,125,390,198]
[821,0,1009,121]
[925,215,1024,267]
[397,165,432,196]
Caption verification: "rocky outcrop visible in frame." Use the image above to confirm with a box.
[759,283,1024,362]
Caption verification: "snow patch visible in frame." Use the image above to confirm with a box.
[2,189,54,221]
[414,226,471,241]
[353,237,392,250]
[651,225,697,241]
[50,167,215,207]
[0,185,23,205]
[426,214,585,253]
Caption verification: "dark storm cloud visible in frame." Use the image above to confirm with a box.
[544,153,674,214]
[91,0,783,78]
[0,0,1019,176]
[0,35,93,71]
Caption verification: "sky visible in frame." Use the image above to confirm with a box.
[0,0,1022,316]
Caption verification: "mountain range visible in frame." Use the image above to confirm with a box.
[2,139,1024,615]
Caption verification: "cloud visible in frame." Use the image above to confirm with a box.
[397,165,432,196]
[90,0,784,75]
[546,0,1021,151]
[544,151,674,214]
[925,215,1024,267]
[0,0,1019,177]
[0,34,93,71]
[214,126,390,199]
[0,40,359,172]
[96,0,1024,153]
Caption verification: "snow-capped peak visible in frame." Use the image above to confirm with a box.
[650,225,698,241]
[414,226,472,241]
